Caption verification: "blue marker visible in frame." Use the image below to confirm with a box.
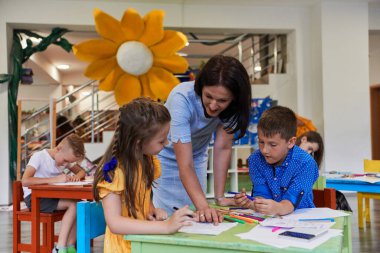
[228,191,255,201]
[298,218,335,222]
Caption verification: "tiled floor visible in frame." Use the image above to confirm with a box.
[1,192,380,252]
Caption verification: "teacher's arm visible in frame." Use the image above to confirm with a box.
[213,125,235,206]
[174,141,222,223]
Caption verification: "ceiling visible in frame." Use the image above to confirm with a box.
[20,29,245,86]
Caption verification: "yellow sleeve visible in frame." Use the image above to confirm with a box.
[152,155,161,180]
[97,167,125,199]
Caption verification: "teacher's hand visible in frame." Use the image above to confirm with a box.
[216,197,236,207]
[196,206,223,224]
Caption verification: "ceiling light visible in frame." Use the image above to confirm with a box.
[56,64,70,70]
[178,52,188,57]
[185,42,189,46]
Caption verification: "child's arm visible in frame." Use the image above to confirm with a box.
[68,163,86,181]
[253,198,294,216]
[22,165,69,187]
[102,192,193,235]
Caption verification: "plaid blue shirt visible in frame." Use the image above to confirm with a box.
[248,145,319,209]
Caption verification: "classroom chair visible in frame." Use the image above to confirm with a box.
[358,159,380,228]
[312,188,336,209]
[77,201,106,253]
[12,181,64,253]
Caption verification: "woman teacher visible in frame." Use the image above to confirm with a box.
[153,55,252,223]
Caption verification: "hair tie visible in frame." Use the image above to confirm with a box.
[103,157,117,183]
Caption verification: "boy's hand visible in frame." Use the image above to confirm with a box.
[55,173,69,183]
[147,208,168,221]
[165,205,194,234]
[234,188,254,209]
[69,175,81,182]
[253,198,279,215]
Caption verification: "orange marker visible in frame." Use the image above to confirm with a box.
[230,214,258,224]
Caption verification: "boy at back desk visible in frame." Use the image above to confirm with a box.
[235,106,319,216]
[22,133,85,253]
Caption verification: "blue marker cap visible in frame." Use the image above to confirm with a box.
[227,191,255,201]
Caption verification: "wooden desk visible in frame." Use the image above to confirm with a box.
[125,215,351,253]
[30,184,93,253]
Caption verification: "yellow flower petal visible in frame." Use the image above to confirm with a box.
[139,10,164,47]
[99,65,124,91]
[94,8,127,44]
[146,67,180,100]
[73,39,118,62]
[139,74,156,99]
[114,74,142,106]
[121,8,144,41]
[153,54,188,73]
[84,57,117,80]
[150,30,188,57]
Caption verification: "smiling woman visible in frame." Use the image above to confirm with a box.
[152,55,252,224]
[73,8,188,106]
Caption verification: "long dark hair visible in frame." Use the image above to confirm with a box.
[296,131,324,167]
[194,55,251,138]
[93,97,171,218]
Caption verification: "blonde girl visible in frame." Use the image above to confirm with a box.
[93,97,193,253]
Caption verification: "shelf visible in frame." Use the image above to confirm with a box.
[206,145,253,198]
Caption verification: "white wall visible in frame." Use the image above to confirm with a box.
[0,0,378,204]
[321,1,371,173]
[0,1,11,204]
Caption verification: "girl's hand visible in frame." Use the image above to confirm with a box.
[147,208,168,221]
[165,205,194,234]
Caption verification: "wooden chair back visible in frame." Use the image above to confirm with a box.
[313,188,336,209]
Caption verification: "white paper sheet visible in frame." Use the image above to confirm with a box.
[281,208,349,220]
[49,181,92,186]
[260,218,335,230]
[178,221,238,235]
[236,225,342,249]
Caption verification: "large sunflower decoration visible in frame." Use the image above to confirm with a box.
[73,8,188,105]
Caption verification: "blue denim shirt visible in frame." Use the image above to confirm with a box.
[248,146,319,209]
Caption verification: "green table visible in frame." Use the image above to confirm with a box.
[125,215,352,253]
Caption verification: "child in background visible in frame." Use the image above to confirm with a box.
[93,97,194,253]
[235,106,319,216]
[296,131,324,168]
[22,134,85,253]
[296,131,352,212]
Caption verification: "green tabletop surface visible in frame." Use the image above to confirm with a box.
[125,215,351,253]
